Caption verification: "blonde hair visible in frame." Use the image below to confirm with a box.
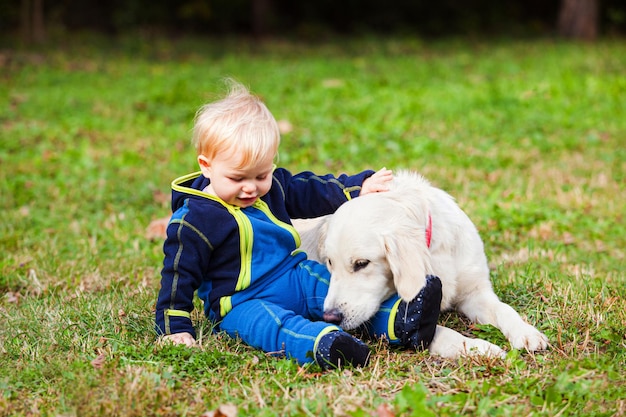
[192,80,280,169]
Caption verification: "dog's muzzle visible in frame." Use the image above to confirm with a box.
[323,308,344,325]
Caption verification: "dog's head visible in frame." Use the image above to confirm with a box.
[322,191,432,330]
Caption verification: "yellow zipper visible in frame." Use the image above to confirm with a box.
[253,200,301,248]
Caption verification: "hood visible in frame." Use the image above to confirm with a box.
[170,172,210,212]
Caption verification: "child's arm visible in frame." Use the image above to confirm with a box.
[360,167,393,196]
[155,211,212,342]
[274,167,392,219]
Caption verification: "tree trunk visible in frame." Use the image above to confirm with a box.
[32,0,45,43]
[20,0,31,42]
[251,0,272,38]
[20,0,46,44]
[557,0,598,40]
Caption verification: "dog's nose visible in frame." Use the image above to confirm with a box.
[323,308,343,324]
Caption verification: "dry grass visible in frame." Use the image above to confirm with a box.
[1,36,625,416]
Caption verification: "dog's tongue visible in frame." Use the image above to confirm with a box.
[323,309,343,324]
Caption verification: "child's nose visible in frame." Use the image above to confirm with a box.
[241,181,256,193]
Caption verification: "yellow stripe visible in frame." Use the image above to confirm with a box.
[228,207,253,291]
[313,325,341,354]
[165,309,191,319]
[172,171,253,299]
[220,296,233,317]
[172,171,225,202]
[253,200,301,248]
[171,171,203,195]
[387,298,403,342]
[343,185,361,200]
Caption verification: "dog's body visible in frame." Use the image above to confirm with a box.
[294,170,548,359]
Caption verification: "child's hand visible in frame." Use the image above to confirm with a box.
[160,332,197,348]
[360,167,393,196]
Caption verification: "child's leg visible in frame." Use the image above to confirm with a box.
[295,259,333,321]
[220,299,329,363]
[365,275,442,350]
[220,299,369,369]
[290,261,442,351]
[235,259,330,321]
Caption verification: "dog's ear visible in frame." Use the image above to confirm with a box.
[383,224,432,301]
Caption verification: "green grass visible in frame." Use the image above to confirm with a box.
[1,35,625,416]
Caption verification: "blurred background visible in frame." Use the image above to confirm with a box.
[3,0,625,45]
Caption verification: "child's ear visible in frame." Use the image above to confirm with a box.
[198,155,212,178]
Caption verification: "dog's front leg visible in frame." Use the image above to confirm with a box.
[427,325,505,359]
[456,292,549,352]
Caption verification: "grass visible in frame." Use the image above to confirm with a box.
[1,34,625,416]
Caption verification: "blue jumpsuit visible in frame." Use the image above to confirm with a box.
[155,168,401,364]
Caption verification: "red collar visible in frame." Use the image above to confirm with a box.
[426,212,432,248]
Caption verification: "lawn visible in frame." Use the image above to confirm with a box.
[1,35,625,416]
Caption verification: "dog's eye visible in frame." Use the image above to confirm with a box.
[353,259,370,272]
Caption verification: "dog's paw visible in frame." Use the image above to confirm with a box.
[508,325,549,352]
[429,326,506,359]
[459,338,506,359]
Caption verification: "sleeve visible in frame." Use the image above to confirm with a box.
[154,215,212,339]
[276,168,376,219]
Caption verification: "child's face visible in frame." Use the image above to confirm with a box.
[198,149,274,208]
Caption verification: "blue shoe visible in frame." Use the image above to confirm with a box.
[394,275,442,350]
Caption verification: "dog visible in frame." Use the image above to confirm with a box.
[294,170,548,359]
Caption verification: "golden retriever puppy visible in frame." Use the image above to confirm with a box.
[294,170,548,359]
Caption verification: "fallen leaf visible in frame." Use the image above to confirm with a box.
[118,309,127,325]
[5,292,21,304]
[146,216,171,240]
[201,404,238,417]
[277,119,293,134]
[91,353,106,369]
[153,189,170,205]
[562,232,575,245]
[375,403,395,417]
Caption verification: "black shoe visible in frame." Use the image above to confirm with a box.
[315,331,370,370]
[394,275,442,350]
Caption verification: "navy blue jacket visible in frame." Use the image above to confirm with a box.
[155,167,375,337]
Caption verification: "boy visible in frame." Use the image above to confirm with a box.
[155,81,441,370]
